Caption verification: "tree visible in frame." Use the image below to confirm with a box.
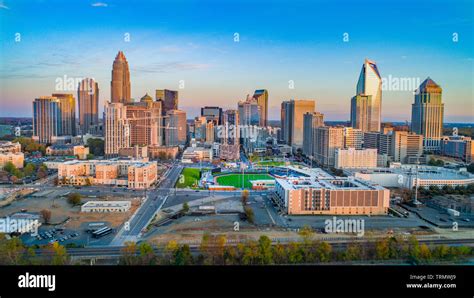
[40,209,52,224]
[86,153,94,160]
[244,206,254,224]
[3,161,16,174]
[0,236,26,265]
[298,225,313,244]
[67,193,82,206]
[174,244,193,265]
[316,241,332,262]
[86,138,105,156]
[241,189,249,205]
[138,242,156,265]
[375,238,390,260]
[23,163,36,177]
[257,235,273,264]
[120,241,138,265]
[344,243,363,261]
[419,244,432,262]
[36,164,48,179]
[48,242,68,265]
[182,202,190,213]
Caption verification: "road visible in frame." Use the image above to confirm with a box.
[109,163,184,245]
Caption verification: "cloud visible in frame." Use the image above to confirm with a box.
[0,1,9,9]
[91,2,108,7]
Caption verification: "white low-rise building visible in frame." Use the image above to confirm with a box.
[335,148,377,169]
[81,201,131,213]
[346,164,474,189]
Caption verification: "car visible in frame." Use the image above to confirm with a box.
[463,218,470,222]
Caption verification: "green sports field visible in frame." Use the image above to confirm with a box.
[215,173,274,189]
[175,168,201,188]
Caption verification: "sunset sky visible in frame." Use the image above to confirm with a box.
[0,0,473,122]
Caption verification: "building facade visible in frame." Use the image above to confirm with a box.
[335,148,378,169]
[313,126,344,167]
[156,89,178,116]
[32,96,61,144]
[354,59,382,132]
[111,51,131,104]
[411,77,444,152]
[78,78,99,135]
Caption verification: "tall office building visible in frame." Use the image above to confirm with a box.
[411,77,444,152]
[281,101,290,143]
[52,93,76,136]
[354,59,382,132]
[391,131,423,163]
[281,100,315,149]
[78,78,99,135]
[126,94,162,147]
[303,112,324,158]
[343,127,363,149]
[165,110,187,146]
[313,126,344,167]
[104,102,130,156]
[201,106,223,125]
[223,109,239,145]
[238,97,261,126]
[350,94,370,132]
[253,89,268,127]
[156,89,178,116]
[32,97,61,144]
[111,51,131,104]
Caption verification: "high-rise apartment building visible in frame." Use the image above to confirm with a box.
[302,112,324,158]
[52,93,76,136]
[126,94,162,147]
[165,110,187,146]
[253,89,268,127]
[335,148,378,169]
[156,89,178,116]
[354,59,382,132]
[411,77,444,152]
[104,102,130,156]
[111,51,131,104]
[32,96,61,144]
[281,100,316,149]
[391,131,423,163]
[343,127,363,149]
[78,78,99,135]
[313,126,344,167]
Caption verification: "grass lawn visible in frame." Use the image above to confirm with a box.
[255,161,288,167]
[216,173,274,189]
[175,168,201,188]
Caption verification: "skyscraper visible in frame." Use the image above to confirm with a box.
[52,93,76,136]
[238,97,261,126]
[343,127,364,149]
[354,59,382,132]
[32,96,61,144]
[350,94,370,132]
[281,99,316,148]
[411,77,444,152]
[104,102,130,157]
[156,89,178,116]
[78,78,99,135]
[313,126,344,167]
[201,106,223,125]
[165,110,187,146]
[223,109,239,145]
[253,89,268,127]
[303,112,324,158]
[111,51,131,104]
[126,94,162,147]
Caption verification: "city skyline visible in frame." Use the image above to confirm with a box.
[0,0,473,122]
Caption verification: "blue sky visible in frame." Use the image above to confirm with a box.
[0,0,473,121]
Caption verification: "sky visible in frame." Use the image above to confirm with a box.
[0,0,473,122]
